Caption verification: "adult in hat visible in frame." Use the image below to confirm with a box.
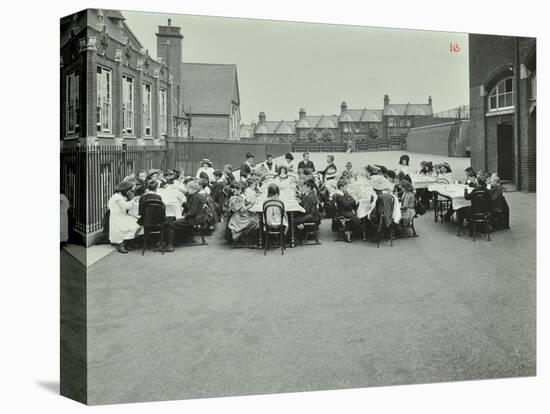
[108,180,141,253]
[240,152,255,180]
[196,159,215,181]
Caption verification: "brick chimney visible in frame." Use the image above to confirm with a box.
[299,108,306,120]
[258,111,266,124]
[340,101,348,114]
[156,18,184,89]
[384,94,390,107]
[428,95,432,105]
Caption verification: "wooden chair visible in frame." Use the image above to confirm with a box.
[140,199,167,255]
[302,222,321,245]
[333,216,352,241]
[469,191,492,241]
[433,178,452,223]
[263,199,286,255]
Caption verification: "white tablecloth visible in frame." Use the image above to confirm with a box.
[411,174,438,189]
[428,183,472,210]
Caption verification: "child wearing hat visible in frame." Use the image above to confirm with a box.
[108,181,141,253]
[399,179,416,227]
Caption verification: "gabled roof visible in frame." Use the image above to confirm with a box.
[295,115,338,129]
[254,120,295,135]
[383,103,433,116]
[342,108,383,122]
[182,63,239,115]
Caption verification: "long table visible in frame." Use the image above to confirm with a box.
[411,174,438,189]
[428,183,472,235]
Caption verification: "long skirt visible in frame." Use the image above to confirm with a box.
[109,214,141,244]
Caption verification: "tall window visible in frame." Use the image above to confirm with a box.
[122,75,134,135]
[488,77,514,112]
[388,117,395,127]
[66,71,79,135]
[96,66,112,133]
[159,89,167,136]
[142,83,152,136]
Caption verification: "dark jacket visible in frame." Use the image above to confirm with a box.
[490,184,507,212]
[298,160,316,172]
[299,190,320,222]
[333,191,357,219]
[464,185,492,213]
[137,192,164,226]
[240,162,252,179]
[182,193,206,225]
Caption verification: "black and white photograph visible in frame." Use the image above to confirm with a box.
[49,2,543,409]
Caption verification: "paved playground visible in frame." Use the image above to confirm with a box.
[78,182,536,404]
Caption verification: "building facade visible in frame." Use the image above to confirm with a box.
[469,34,536,191]
[241,95,439,149]
[60,9,189,146]
[61,9,242,146]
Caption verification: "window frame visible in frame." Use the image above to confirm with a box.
[96,66,112,134]
[122,75,134,136]
[66,71,80,136]
[487,77,515,112]
[142,83,152,136]
[159,88,167,136]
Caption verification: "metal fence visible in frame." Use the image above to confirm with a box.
[61,140,292,241]
[291,142,348,152]
[433,105,470,119]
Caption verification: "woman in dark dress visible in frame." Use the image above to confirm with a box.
[333,179,361,242]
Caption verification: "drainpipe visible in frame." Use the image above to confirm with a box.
[514,37,521,190]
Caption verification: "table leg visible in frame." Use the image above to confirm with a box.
[289,212,296,248]
[257,213,263,248]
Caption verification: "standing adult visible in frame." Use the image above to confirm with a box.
[240,152,255,180]
[196,159,215,181]
[298,152,315,173]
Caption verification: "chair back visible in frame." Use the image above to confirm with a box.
[435,177,450,184]
[470,191,491,217]
[263,199,285,229]
[142,199,166,228]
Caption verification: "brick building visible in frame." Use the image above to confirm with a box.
[61,9,241,146]
[60,9,188,146]
[182,63,241,140]
[241,95,439,148]
[469,34,536,191]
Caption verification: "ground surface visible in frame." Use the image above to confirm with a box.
[82,185,536,405]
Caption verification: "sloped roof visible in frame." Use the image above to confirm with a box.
[182,63,239,115]
[295,115,338,129]
[383,103,433,116]
[317,115,338,129]
[61,9,144,50]
[343,108,383,122]
[254,120,295,135]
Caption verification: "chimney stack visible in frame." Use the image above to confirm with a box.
[340,101,348,114]
[384,94,390,107]
[259,111,266,124]
[428,95,432,105]
[299,108,306,120]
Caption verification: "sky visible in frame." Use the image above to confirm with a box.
[124,10,469,124]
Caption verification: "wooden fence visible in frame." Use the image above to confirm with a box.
[61,141,292,242]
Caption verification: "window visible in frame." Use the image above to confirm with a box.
[122,75,134,135]
[96,66,112,133]
[488,77,514,112]
[399,119,406,127]
[159,89,167,136]
[142,83,152,136]
[406,119,412,127]
[66,71,79,135]
[388,117,395,127]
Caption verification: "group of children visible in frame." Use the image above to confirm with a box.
[105,151,510,253]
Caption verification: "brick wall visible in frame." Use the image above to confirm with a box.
[190,115,229,140]
[405,122,453,156]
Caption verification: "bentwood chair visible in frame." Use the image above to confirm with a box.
[469,191,492,242]
[140,199,167,255]
[262,199,286,255]
[433,178,452,223]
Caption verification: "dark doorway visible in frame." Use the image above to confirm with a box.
[497,123,514,181]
